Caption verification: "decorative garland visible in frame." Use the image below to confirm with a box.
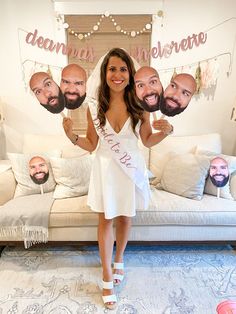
[66,11,152,39]
[19,16,235,94]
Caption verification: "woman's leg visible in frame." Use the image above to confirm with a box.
[114,216,132,281]
[98,213,115,303]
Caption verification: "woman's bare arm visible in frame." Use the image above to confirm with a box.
[63,107,99,153]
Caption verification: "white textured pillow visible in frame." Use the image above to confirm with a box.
[155,153,210,200]
[50,155,92,199]
[8,151,60,198]
[196,149,236,200]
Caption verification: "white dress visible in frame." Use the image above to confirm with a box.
[87,117,150,219]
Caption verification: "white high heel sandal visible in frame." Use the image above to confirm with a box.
[102,280,117,310]
[113,262,124,285]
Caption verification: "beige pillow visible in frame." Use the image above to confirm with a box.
[150,133,221,185]
[149,151,172,186]
[196,149,236,200]
[0,169,16,205]
[156,153,210,200]
[50,155,92,199]
[231,171,236,200]
[8,151,60,198]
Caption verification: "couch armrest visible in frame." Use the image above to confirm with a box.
[0,168,16,205]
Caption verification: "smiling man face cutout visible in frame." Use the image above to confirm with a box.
[134,66,163,112]
[209,157,229,188]
[28,156,49,185]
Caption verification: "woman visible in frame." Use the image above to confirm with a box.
[63,48,173,309]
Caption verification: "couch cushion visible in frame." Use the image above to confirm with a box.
[133,188,236,226]
[49,195,98,227]
[49,188,236,228]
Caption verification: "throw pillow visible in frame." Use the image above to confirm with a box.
[8,151,60,198]
[231,171,236,200]
[50,155,92,199]
[155,153,210,200]
[195,149,236,200]
[149,151,172,186]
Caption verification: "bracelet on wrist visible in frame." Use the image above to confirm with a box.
[166,125,174,135]
[71,134,79,145]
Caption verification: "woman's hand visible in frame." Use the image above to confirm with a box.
[63,117,73,136]
[152,119,173,135]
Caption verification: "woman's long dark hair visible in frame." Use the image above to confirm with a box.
[97,48,144,133]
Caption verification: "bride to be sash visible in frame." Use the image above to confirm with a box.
[88,98,147,191]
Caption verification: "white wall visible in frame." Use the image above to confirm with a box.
[151,0,236,154]
[0,0,235,157]
[54,0,162,14]
[0,0,67,156]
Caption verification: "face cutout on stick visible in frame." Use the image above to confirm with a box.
[161,73,196,117]
[28,156,49,185]
[60,64,87,110]
[29,72,65,114]
[134,66,163,112]
[209,157,229,188]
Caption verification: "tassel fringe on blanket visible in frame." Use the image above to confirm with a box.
[0,226,49,249]
[0,192,54,249]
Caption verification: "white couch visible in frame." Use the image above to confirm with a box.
[0,132,236,245]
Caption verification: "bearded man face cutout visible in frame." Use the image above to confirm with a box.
[209,157,229,188]
[28,156,49,185]
[161,73,196,117]
[60,64,87,110]
[134,66,163,112]
[29,72,65,114]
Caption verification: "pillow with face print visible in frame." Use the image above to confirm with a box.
[195,149,236,200]
[8,151,60,198]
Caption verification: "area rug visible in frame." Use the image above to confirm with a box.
[0,245,236,314]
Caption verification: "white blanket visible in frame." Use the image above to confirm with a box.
[0,192,54,248]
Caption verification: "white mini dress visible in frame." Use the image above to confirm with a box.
[87,117,150,219]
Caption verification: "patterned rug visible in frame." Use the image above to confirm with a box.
[0,245,236,314]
